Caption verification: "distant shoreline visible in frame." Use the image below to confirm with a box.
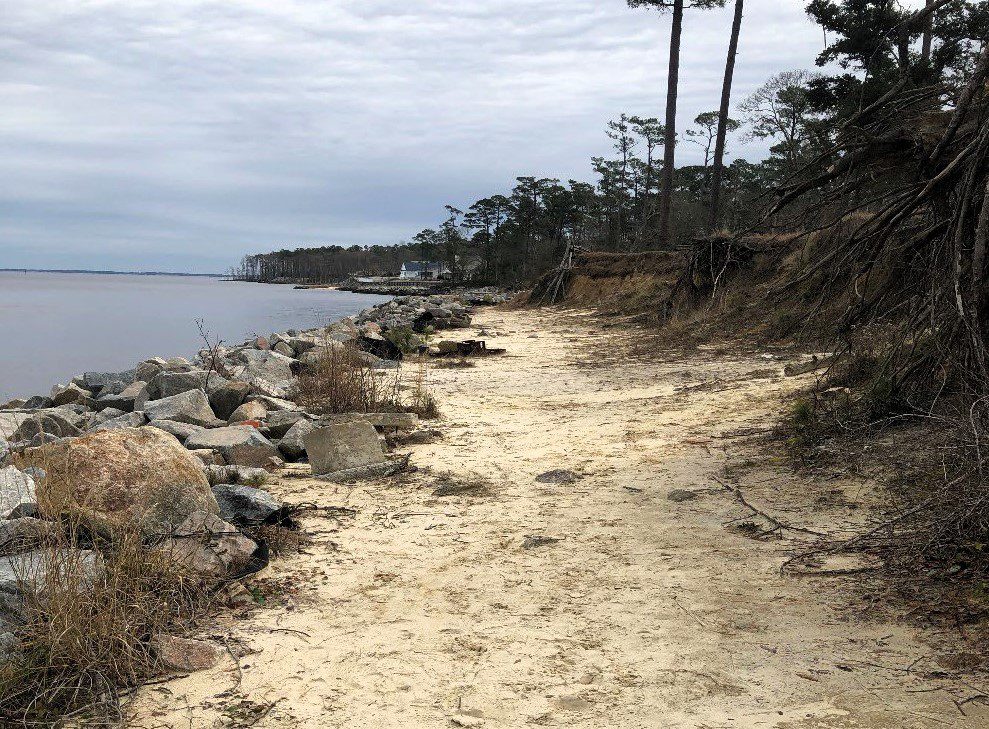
[0,268,223,277]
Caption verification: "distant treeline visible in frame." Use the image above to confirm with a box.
[234,0,987,288]
[232,137,780,287]
[231,244,418,284]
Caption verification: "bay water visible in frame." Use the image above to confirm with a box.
[0,272,388,402]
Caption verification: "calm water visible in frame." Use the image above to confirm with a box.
[0,272,388,401]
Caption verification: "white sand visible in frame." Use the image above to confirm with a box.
[131,307,987,728]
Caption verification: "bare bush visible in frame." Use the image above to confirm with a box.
[762,39,989,576]
[294,344,439,419]
[293,345,400,415]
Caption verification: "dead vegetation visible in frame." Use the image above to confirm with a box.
[294,344,439,419]
[524,34,989,618]
[430,472,493,498]
[0,520,213,726]
[429,357,476,369]
[293,346,402,415]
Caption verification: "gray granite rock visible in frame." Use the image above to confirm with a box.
[208,380,251,421]
[91,411,148,431]
[278,418,315,460]
[143,389,221,429]
[147,419,206,443]
[185,426,279,467]
[211,483,280,527]
[0,467,36,520]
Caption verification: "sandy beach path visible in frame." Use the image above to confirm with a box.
[132,308,988,728]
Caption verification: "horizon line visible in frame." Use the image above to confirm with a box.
[0,267,225,277]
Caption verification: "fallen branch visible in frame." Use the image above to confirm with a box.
[714,476,825,538]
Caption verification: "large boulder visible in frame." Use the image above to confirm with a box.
[303,421,386,476]
[87,408,126,429]
[278,418,315,460]
[15,428,217,536]
[1,549,102,625]
[50,383,93,407]
[81,370,136,392]
[148,419,206,444]
[285,335,319,354]
[185,426,280,468]
[247,395,300,412]
[135,359,166,384]
[143,389,221,429]
[163,356,194,371]
[0,467,36,520]
[146,370,228,401]
[21,396,53,410]
[227,350,295,384]
[12,412,82,441]
[211,484,281,527]
[272,341,294,358]
[248,377,291,400]
[299,342,345,366]
[208,381,251,421]
[155,511,259,580]
[228,401,267,425]
[95,381,149,412]
[264,410,307,439]
[91,411,148,431]
[96,379,130,397]
[0,413,30,442]
[49,406,88,429]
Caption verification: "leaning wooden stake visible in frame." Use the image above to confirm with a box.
[541,239,577,305]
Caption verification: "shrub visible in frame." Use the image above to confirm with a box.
[293,345,400,414]
[404,359,440,419]
[384,326,423,355]
[293,343,440,419]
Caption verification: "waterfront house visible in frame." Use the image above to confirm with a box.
[399,261,449,280]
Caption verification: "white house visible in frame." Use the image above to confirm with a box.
[399,261,450,280]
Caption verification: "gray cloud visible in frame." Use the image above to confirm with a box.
[1,0,829,272]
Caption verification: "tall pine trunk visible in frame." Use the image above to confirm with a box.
[921,0,934,64]
[658,0,683,248]
[708,0,743,230]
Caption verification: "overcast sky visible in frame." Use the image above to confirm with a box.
[2,0,835,273]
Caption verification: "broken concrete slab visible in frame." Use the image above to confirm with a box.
[312,458,407,483]
[303,421,386,477]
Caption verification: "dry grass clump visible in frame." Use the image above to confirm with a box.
[294,345,401,414]
[431,472,493,498]
[430,357,476,369]
[403,359,440,420]
[250,523,308,558]
[295,345,440,419]
[0,521,211,725]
